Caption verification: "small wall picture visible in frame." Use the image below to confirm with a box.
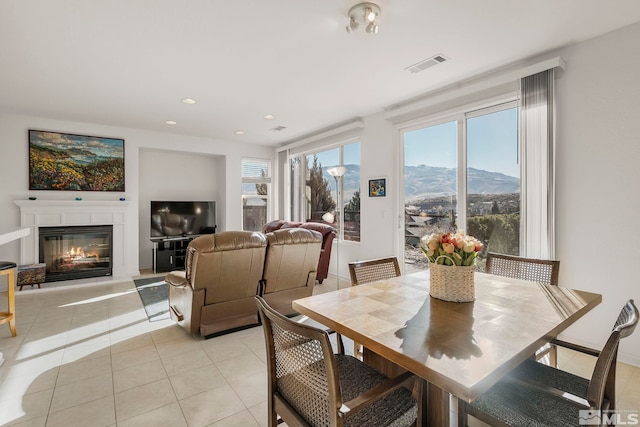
[29,130,125,191]
[369,178,386,197]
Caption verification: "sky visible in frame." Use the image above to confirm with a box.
[310,142,360,170]
[404,107,519,178]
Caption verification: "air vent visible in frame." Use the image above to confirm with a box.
[270,126,287,132]
[405,54,449,74]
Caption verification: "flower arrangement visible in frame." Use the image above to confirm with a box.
[420,230,484,267]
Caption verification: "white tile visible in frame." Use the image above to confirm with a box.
[109,332,154,354]
[178,384,245,427]
[116,402,187,427]
[50,372,113,413]
[150,324,192,344]
[169,364,226,400]
[247,401,269,427]
[113,359,167,393]
[60,339,111,364]
[0,367,58,397]
[46,395,115,427]
[3,350,65,380]
[161,346,212,376]
[212,409,261,427]
[56,354,112,386]
[114,378,177,422]
[6,415,47,427]
[155,336,202,360]
[215,352,266,382]
[227,370,268,408]
[0,387,54,426]
[201,336,255,363]
[111,343,159,371]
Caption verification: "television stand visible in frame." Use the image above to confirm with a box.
[151,236,195,273]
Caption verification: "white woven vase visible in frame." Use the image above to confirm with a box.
[429,262,475,302]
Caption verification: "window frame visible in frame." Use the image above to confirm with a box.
[287,139,361,242]
[398,98,520,266]
[241,157,272,232]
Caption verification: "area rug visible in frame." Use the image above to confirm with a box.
[134,277,170,322]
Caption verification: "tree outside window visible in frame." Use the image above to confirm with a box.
[242,158,271,231]
[291,141,361,241]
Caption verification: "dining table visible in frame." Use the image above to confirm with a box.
[292,269,602,427]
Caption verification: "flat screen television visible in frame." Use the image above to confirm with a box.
[150,201,216,241]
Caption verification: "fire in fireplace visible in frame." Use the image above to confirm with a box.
[39,225,113,282]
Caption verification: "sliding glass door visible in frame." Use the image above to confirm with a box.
[402,102,519,272]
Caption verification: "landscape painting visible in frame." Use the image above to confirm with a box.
[29,130,125,191]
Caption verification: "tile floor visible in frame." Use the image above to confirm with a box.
[0,273,638,427]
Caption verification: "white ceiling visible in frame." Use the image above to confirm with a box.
[2,1,640,147]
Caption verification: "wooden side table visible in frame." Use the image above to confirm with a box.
[0,261,17,337]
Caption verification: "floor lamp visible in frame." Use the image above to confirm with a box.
[324,166,346,289]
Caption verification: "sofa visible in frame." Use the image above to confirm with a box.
[166,228,322,337]
[165,231,267,336]
[262,220,335,284]
[260,228,322,316]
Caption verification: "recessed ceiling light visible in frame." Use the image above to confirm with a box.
[264,114,275,120]
[234,130,245,135]
[182,98,196,104]
[165,120,177,125]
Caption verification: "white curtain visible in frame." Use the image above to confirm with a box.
[520,69,555,259]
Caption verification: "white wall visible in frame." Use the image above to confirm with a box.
[0,113,274,281]
[553,22,640,365]
[138,149,221,270]
[334,111,399,280]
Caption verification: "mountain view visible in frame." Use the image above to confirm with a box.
[324,164,519,203]
[404,165,519,201]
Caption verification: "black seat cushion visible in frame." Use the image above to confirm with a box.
[470,359,591,426]
[0,262,17,271]
[510,358,589,400]
[336,355,417,427]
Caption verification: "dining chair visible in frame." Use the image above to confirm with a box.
[485,252,560,286]
[458,299,639,427]
[485,252,561,364]
[348,257,401,287]
[348,257,401,358]
[255,296,418,427]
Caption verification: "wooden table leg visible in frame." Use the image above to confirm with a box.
[425,380,450,426]
[364,348,450,427]
[7,267,16,336]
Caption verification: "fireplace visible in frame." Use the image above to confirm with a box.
[39,225,113,282]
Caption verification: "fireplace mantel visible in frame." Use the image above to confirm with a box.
[14,200,132,282]
[15,199,130,210]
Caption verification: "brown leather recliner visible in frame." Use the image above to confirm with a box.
[262,220,335,284]
[165,231,267,337]
[260,228,322,316]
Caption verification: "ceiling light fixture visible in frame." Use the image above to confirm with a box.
[264,114,275,120]
[165,120,177,125]
[182,98,196,104]
[346,2,381,34]
[234,130,245,135]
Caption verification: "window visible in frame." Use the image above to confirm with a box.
[289,141,361,242]
[466,107,520,262]
[403,102,519,271]
[242,158,271,231]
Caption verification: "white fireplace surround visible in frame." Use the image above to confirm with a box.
[14,200,133,282]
